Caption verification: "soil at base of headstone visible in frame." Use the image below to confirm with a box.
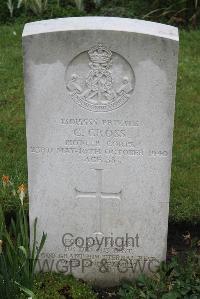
[167,222,200,255]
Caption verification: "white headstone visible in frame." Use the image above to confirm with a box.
[23,17,179,286]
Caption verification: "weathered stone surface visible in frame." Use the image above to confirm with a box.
[23,17,179,286]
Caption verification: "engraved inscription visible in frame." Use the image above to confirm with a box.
[58,117,142,164]
[30,117,169,164]
[149,150,168,157]
[66,44,135,112]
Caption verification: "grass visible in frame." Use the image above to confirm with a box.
[0,23,199,222]
[32,273,97,299]
[0,24,27,213]
[170,30,200,223]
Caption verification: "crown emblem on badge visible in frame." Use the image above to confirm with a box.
[88,44,112,64]
[66,43,135,112]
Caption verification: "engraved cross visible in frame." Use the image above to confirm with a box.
[75,169,122,234]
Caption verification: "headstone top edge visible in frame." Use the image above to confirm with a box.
[22,16,178,41]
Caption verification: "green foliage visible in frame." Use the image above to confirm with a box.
[93,0,102,6]
[74,0,84,11]
[118,251,200,298]
[0,186,47,299]
[0,0,19,23]
[143,0,200,28]
[0,0,87,23]
[7,0,15,17]
[18,0,49,16]
[0,0,199,26]
[0,177,20,216]
[98,0,146,18]
[73,0,102,12]
[33,272,97,298]
[99,6,135,18]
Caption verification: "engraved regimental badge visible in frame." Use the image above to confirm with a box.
[66,44,135,112]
